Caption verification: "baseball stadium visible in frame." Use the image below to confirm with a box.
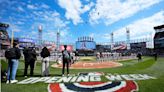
[1,0,164,92]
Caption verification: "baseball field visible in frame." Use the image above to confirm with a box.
[1,56,164,92]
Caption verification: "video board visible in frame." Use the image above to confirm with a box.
[76,41,96,50]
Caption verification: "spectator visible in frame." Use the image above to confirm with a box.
[40,47,50,76]
[23,47,37,77]
[62,45,71,76]
[23,47,29,77]
[137,52,142,62]
[100,52,103,61]
[70,52,74,64]
[74,51,79,62]
[153,52,158,61]
[96,52,100,61]
[5,42,21,84]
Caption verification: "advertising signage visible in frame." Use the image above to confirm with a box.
[19,38,35,43]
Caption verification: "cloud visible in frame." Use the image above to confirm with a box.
[27,3,51,11]
[60,30,68,37]
[4,6,70,40]
[27,9,71,41]
[0,0,15,6]
[100,11,164,48]
[89,0,162,25]
[0,0,72,42]
[3,17,23,33]
[89,33,95,38]
[27,4,38,10]
[102,33,111,40]
[41,3,50,9]
[113,11,164,41]
[30,9,68,29]
[0,0,21,15]
[43,30,56,40]
[10,25,21,32]
[17,6,25,12]
[16,21,24,25]
[42,29,70,42]
[31,31,37,35]
[58,0,94,25]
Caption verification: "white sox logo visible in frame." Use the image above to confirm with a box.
[48,81,138,92]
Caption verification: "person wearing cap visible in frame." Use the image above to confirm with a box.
[6,42,21,84]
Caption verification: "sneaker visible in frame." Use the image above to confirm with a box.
[6,80,9,84]
[24,76,27,78]
[10,80,18,84]
[67,74,70,76]
[62,74,64,77]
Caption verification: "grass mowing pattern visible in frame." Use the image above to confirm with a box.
[1,57,164,92]
[137,58,164,92]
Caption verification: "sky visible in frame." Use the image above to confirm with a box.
[0,0,164,45]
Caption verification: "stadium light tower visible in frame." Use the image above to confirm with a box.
[111,32,114,51]
[126,27,130,50]
[56,29,60,51]
[38,25,42,46]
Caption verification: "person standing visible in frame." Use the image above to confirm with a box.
[69,52,74,64]
[153,52,158,61]
[62,45,71,76]
[23,47,37,77]
[96,52,100,61]
[23,47,29,77]
[137,52,142,62]
[40,47,50,76]
[74,51,78,62]
[5,42,21,84]
[100,52,103,62]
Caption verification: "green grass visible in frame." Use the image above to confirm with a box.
[79,56,96,62]
[1,59,8,71]
[1,57,164,92]
[1,83,48,92]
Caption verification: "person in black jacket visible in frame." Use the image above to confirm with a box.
[153,52,158,61]
[62,45,71,76]
[137,52,142,62]
[6,42,21,84]
[40,47,50,76]
[23,47,29,77]
[23,46,37,77]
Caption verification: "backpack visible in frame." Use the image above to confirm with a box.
[63,50,70,60]
[5,48,16,59]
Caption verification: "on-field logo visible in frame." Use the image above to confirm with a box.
[48,81,138,92]
[78,72,104,76]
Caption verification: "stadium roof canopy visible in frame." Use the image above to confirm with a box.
[154,24,164,30]
[0,23,9,28]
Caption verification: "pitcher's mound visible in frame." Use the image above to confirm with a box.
[52,61,122,69]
